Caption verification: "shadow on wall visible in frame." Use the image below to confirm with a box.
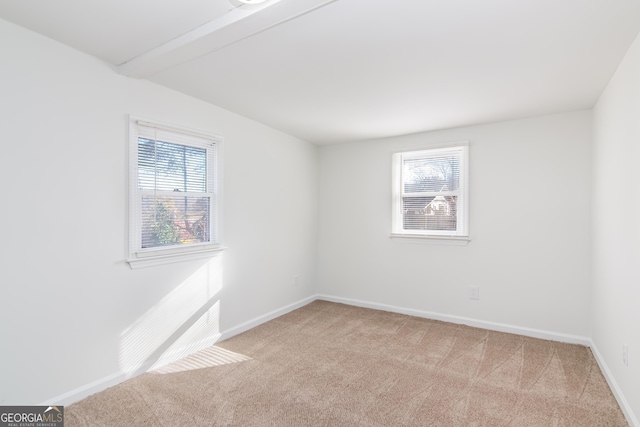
[119,256,224,378]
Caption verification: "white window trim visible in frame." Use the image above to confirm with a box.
[391,142,469,242]
[127,116,225,269]
[389,234,470,246]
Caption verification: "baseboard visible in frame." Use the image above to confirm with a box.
[39,371,127,406]
[590,340,639,427]
[40,295,316,406]
[43,291,639,427]
[316,294,592,346]
[316,294,640,425]
[219,294,317,341]
[40,333,224,406]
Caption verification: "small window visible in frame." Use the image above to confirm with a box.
[128,117,223,268]
[392,144,468,238]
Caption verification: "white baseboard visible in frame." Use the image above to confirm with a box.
[42,292,638,427]
[317,294,639,426]
[39,333,224,406]
[40,295,317,406]
[590,341,639,427]
[39,371,127,406]
[315,294,592,346]
[219,294,317,341]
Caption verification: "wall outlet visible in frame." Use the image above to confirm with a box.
[469,286,479,300]
[293,275,299,286]
[623,344,628,367]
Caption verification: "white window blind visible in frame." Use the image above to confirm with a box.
[392,144,468,238]
[128,117,223,268]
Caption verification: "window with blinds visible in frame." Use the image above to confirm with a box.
[128,117,223,268]
[392,144,468,238]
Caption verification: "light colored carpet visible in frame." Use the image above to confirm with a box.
[67,301,628,426]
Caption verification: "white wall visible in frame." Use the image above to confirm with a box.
[592,32,640,423]
[318,111,592,337]
[0,18,317,405]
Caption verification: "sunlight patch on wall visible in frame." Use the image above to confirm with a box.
[148,300,222,372]
[119,257,223,377]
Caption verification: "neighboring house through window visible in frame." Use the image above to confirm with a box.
[128,116,223,268]
[392,143,468,239]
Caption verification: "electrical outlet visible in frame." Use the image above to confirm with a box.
[469,286,479,300]
[293,275,299,286]
[623,344,628,367]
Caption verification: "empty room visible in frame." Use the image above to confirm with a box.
[0,0,639,425]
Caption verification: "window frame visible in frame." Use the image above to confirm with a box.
[127,116,224,269]
[391,142,469,241]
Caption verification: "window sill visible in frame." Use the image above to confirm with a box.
[127,246,226,269]
[390,233,470,246]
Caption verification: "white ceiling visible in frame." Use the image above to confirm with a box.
[2,0,640,145]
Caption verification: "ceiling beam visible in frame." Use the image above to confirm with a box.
[117,0,338,79]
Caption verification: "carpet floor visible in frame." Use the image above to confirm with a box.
[67,301,628,426]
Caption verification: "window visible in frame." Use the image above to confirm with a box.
[128,117,223,268]
[392,144,468,239]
